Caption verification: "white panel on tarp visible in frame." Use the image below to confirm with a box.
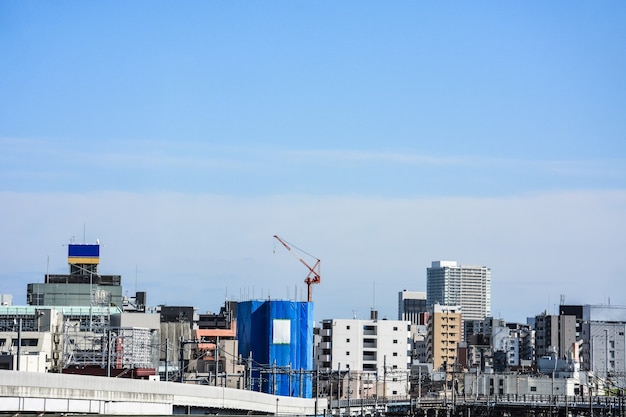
[272,319,291,344]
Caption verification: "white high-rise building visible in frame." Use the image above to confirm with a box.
[426,261,491,323]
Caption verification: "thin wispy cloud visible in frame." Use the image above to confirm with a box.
[3,138,623,192]
[1,189,624,322]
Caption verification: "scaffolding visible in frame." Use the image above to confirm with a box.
[115,327,153,370]
[62,305,112,368]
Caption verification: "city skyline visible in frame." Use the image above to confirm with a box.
[1,2,625,323]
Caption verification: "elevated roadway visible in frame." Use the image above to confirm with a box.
[0,371,326,415]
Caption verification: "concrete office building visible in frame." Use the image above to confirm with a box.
[27,243,123,308]
[314,311,411,399]
[426,261,491,331]
[8,242,160,378]
[533,311,577,361]
[398,291,427,326]
[576,305,626,390]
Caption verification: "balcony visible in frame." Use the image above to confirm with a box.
[318,354,332,362]
[363,325,377,336]
[363,340,377,349]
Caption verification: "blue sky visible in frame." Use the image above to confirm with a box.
[1,2,625,322]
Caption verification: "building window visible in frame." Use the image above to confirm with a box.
[393,339,398,344]
[346,351,350,356]
[393,352,398,357]
[393,326,398,331]
[530,387,537,392]
[346,338,350,343]
[346,325,351,330]
[14,339,38,347]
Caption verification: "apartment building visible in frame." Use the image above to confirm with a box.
[315,311,411,399]
[427,304,462,373]
[533,311,577,361]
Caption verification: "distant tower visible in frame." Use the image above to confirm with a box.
[67,243,100,276]
[427,261,491,339]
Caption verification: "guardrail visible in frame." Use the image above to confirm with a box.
[326,395,626,417]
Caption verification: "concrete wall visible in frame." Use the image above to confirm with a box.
[0,370,326,415]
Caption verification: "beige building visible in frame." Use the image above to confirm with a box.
[427,304,462,373]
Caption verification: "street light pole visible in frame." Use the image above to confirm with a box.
[16,318,22,371]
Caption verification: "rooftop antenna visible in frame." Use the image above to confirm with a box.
[372,281,376,311]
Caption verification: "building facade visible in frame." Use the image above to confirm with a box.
[577,305,626,390]
[533,311,577,361]
[27,243,123,308]
[426,261,491,328]
[427,304,462,373]
[314,311,411,399]
[237,300,314,398]
[398,291,427,326]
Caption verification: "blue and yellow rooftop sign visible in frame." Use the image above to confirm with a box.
[68,244,100,264]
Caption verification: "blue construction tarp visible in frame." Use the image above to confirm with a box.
[237,300,313,398]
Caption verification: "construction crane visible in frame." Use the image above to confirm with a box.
[273,235,321,302]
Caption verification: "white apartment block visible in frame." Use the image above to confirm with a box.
[315,312,411,399]
[492,325,521,368]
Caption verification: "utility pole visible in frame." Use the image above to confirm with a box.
[215,336,220,386]
[347,368,351,417]
[179,336,185,383]
[165,338,169,382]
[383,355,387,401]
[314,365,319,417]
[16,318,22,371]
[248,351,253,390]
[418,366,422,403]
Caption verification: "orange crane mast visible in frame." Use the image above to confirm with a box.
[273,235,321,302]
